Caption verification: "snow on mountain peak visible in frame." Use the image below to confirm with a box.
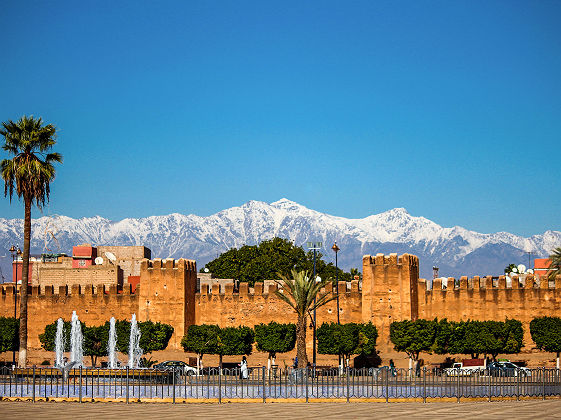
[0,199,559,280]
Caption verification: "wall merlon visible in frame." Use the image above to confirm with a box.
[211,284,220,295]
[224,283,234,295]
[556,275,561,290]
[268,283,278,294]
[512,275,520,289]
[460,276,468,289]
[473,276,480,290]
[448,277,455,290]
[498,275,506,289]
[239,283,248,295]
[59,285,68,295]
[338,281,346,294]
[389,253,398,264]
[485,276,493,289]
[351,280,359,295]
[525,275,534,289]
[200,284,209,295]
[254,283,263,295]
[433,278,442,290]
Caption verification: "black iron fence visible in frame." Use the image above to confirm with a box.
[0,366,560,403]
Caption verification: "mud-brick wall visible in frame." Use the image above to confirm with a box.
[195,281,363,354]
[0,284,138,353]
[138,258,197,350]
[418,274,561,350]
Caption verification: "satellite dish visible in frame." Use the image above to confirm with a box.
[94,257,104,265]
[204,267,209,273]
[105,252,117,263]
[517,264,526,274]
[315,276,321,283]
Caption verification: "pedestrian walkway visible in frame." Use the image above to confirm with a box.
[1,400,561,419]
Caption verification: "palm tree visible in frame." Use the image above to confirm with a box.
[275,269,335,368]
[1,115,62,367]
[548,247,561,281]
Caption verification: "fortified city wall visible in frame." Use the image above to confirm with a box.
[0,252,560,364]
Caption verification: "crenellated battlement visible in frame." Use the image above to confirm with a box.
[363,253,419,268]
[195,280,362,298]
[420,274,561,291]
[141,258,197,272]
[0,282,139,298]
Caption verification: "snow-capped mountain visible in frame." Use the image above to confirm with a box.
[0,198,559,281]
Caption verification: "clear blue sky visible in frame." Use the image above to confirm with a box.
[1,1,559,236]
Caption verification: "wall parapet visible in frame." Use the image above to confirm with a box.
[421,274,561,291]
[195,280,362,297]
[0,283,139,297]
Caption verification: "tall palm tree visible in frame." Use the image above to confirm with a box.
[1,115,62,367]
[275,270,335,368]
[548,247,561,281]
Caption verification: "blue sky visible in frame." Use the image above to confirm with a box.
[0,1,559,236]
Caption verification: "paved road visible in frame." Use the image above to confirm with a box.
[1,400,561,419]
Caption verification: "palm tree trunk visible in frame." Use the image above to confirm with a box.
[296,315,308,368]
[18,196,31,367]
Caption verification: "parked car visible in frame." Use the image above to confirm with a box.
[488,361,531,377]
[444,361,485,377]
[153,360,197,375]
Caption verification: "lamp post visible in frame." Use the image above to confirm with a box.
[307,241,322,367]
[331,242,340,325]
[9,245,21,365]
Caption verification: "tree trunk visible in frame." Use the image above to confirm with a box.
[296,315,308,368]
[557,352,559,370]
[18,197,31,368]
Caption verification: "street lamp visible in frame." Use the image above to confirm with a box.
[9,245,21,365]
[331,242,340,325]
[307,241,322,367]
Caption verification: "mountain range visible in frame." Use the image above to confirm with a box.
[0,198,559,281]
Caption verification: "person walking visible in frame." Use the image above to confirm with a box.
[240,356,249,380]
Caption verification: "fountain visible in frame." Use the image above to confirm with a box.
[128,313,143,368]
[108,317,118,369]
[55,318,65,368]
[70,311,84,367]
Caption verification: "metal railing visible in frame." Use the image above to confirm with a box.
[0,366,559,403]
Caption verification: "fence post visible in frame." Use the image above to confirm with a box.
[79,366,83,403]
[172,367,176,404]
[345,367,350,403]
[126,367,129,404]
[32,366,36,403]
[488,368,491,402]
[385,368,389,403]
[516,369,520,401]
[457,369,460,403]
[423,367,426,403]
[305,367,309,403]
[543,367,546,400]
[218,368,222,404]
[262,366,266,403]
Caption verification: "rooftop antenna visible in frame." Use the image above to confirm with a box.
[433,266,439,279]
[526,251,533,269]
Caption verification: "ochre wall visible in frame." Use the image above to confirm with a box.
[361,253,419,350]
[0,284,138,353]
[2,253,561,364]
[138,258,197,349]
[195,280,362,354]
[418,274,561,350]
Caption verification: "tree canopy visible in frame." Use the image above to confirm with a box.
[202,237,353,285]
[39,318,173,366]
[317,322,378,360]
[254,322,296,358]
[530,316,561,356]
[0,317,19,353]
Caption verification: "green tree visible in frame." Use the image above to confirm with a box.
[0,316,19,353]
[215,326,254,368]
[547,247,561,281]
[530,316,561,368]
[317,322,378,368]
[83,324,108,367]
[202,238,351,286]
[39,319,75,352]
[275,269,336,368]
[254,322,296,371]
[1,115,63,367]
[181,324,221,372]
[390,319,438,369]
